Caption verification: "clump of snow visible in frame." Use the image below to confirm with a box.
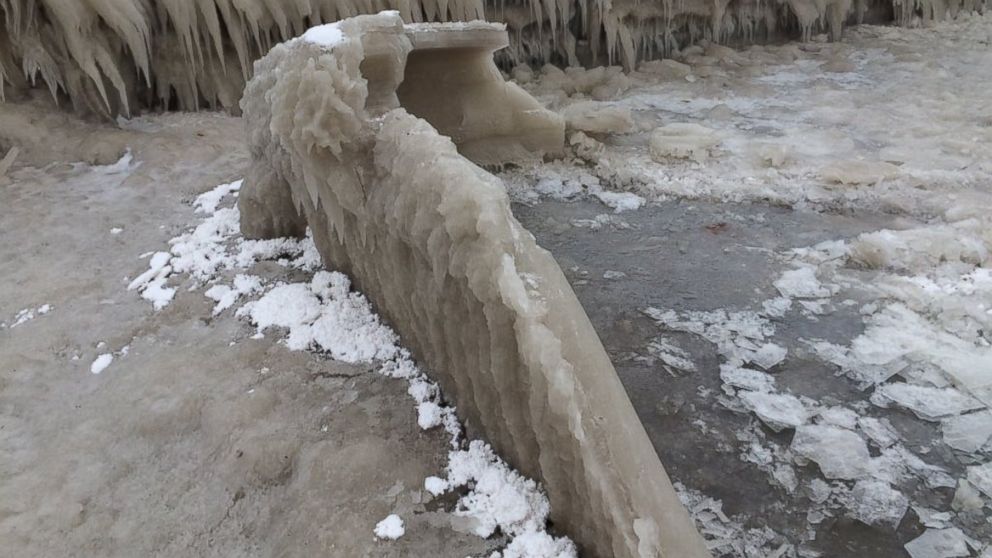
[589,186,645,212]
[204,274,263,315]
[491,530,578,558]
[373,514,405,540]
[127,251,176,309]
[424,476,448,496]
[90,353,113,374]
[300,23,344,47]
[445,441,551,538]
[243,283,322,331]
[194,179,242,214]
[7,304,53,328]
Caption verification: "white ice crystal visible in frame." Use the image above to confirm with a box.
[773,267,830,299]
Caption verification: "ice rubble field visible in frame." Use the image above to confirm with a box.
[498,14,992,558]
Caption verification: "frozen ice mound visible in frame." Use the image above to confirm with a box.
[238,13,708,558]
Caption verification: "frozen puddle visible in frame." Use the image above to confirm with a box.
[128,180,576,557]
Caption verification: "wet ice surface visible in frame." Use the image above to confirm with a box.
[506,14,992,558]
[514,197,990,557]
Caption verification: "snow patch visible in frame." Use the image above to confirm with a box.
[373,514,405,540]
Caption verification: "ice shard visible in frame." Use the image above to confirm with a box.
[239,12,709,558]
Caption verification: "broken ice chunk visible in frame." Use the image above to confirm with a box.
[560,101,634,134]
[749,343,788,370]
[846,480,908,528]
[808,478,832,504]
[904,528,970,558]
[941,410,992,453]
[645,337,696,373]
[817,406,859,430]
[773,267,830,299]
[966,462,992,499]
[720,365,776,392]
[791,424,870,480]
[912,506,953,529]
[739,391,809,432]
[952,480,984,512]
[589,187,645,213]
[648,123,720,163]
[857,416,900,448]
[820,160,900,186]
[762,296,793,318]
[871,383,984,421]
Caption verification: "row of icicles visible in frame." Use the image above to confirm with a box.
[0,0,985,116]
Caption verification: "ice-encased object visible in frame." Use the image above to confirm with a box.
[239,13,709,558]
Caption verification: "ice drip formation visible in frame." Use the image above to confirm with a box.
[0,0,986,115]
[238,12,709,558]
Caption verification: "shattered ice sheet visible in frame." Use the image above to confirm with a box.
[128,179,576,556]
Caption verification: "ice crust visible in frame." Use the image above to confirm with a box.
[238,13,707,558]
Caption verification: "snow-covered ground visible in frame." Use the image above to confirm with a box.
[506,13,992,558]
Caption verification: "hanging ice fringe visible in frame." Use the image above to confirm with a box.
[0,0,985,115]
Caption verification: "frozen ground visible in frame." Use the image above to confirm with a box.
[505,14,992,558]
[0,108,576,557]
[1,13,990,558]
